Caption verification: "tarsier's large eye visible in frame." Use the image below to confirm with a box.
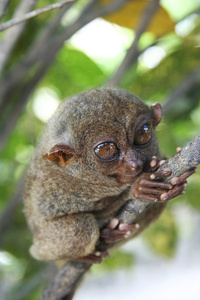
[94,142,119,161]
[134,123,152,145]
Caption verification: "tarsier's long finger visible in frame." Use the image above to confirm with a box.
[118,222,139,231]
[134,192,160,202]
[171,168,197,185]
[138,186,172,196]
[149,156,160,171]
[150,167,172,180]
[101,228,128,243]
[106,217,119,230]
[160,182,187,201]
[139,178,172,189]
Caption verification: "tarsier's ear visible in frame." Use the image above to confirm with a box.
[42,144,78,165]
[151,102,162,127]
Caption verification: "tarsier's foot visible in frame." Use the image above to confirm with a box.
[77,250,109,264]
[131,155,197,202]
[100,217,139,244]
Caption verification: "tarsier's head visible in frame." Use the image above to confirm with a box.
[42,87,162,185]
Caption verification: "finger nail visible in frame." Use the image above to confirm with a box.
[125,231,131,238]
[171,177,179,185]
[160,193,168,201]
[163,167,171,175]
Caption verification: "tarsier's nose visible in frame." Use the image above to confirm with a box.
[125,158,143,178]
[114,153,144,184]
[130,159,143,172]
[123,150,143,175]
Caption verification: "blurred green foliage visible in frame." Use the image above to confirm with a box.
[93,249,135,273]
[144,209,178,258]
[0,0,200,299]
[43,47,105,98]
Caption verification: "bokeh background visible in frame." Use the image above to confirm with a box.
[0,0,200,299]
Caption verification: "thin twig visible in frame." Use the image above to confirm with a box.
[163,65,200,115]
[107,0,160,86]
[0,0,74,32]
[35,0,77,43]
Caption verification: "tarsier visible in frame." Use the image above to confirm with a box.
[24,87,195,265]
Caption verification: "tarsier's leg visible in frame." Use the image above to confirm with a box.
[30,213,99,261]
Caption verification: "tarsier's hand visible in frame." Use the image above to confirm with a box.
[131,153,197,202]
[101,150,197,245]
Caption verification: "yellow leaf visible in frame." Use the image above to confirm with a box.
[102,0,175,37]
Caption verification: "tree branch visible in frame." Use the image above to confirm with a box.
[0,0,132,152]
[0,0,131,97]
[107,0,160,86]
[41,133,200,300]
[0,0,74,33]
[41,262,92,300]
